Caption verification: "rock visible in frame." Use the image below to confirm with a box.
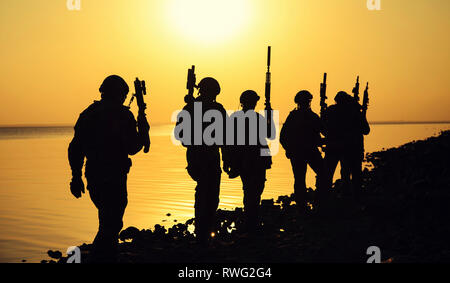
[261,199,274,207]
[119,226,140,241]
[47,250,62,259]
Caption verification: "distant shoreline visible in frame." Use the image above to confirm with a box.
[1,121,450,129]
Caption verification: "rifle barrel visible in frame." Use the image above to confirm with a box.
[142,81,146,95]
[265,46,272,139]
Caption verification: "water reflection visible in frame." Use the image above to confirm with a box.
[0,123,448,262]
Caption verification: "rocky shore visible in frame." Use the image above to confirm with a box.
[44,130,450,263]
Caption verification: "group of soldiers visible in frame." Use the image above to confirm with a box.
[67,73,370,261]
[280,89,370,213]
[176,77,275,244]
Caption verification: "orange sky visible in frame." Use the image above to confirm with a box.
[0,0,449,126]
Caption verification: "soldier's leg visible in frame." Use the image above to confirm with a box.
[339,158,350,184]
[241,169,265,233]
[323,150,339,191]
[340,156,351,186]
[88,176,128,260]
[101,178,127,251]
[205,170,221,236]
[290,157,308,212]
[307,149,326,199]
[241,172,253,231]
[194,177,208,242]
[349,151,363,198]
[253,169,267,229]
[194,170,221,242]
[87,185,103,250]
[341,151,357,195]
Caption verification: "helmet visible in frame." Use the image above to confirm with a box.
[294,90,313,104]
[99,75,129,98]
[240,90,260,105]
[197,77,221,96]
[334,91,352,104]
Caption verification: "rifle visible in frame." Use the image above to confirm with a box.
[320,73,327,118]
[128,78,150,153]
[362,82,369,116]
[184,65,197,103]
[352,76,360,103]
[265,46,272,138]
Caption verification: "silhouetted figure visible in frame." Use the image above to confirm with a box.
[68,75,147,262]
[322,91,370,198]
[280,91,325,213]
[175,77,229,245]
[226,90,274,234]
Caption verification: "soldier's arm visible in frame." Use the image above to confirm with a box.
[312,113,326,147]
[358,112,370,135]
[174,104,190,146]
[263,110,276,140]
[219,105,232,164]
[360,112,371,135]
[125,111,144,156]
[68,117,85,178]
[319,109,329,137]
[279,112,294,150]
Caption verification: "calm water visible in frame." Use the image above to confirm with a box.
[0,123,449,263]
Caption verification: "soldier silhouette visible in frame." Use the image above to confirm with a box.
[280,90,325,213]
[175,77,229,245]
[68,75,148,261]
[321,91,370,198]
[226,90,274,234]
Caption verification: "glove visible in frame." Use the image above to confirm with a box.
[70,176,85,199]
[223,161,240,179]
[137,111,150,133]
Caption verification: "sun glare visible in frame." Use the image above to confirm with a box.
[167,0,250,44]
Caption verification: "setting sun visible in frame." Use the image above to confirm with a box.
[166,0,250,44]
